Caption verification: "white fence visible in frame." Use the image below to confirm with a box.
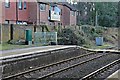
[34,32,57,45]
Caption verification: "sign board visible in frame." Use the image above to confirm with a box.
[50,11,60,21]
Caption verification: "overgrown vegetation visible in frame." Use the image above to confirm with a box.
[58,28,87,46]
[58,25,118,48]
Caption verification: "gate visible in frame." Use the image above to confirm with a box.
[34,32,57,45]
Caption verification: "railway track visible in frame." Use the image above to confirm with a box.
[81,59,120,80]
[2,51,109,80]
[2,47,87,77]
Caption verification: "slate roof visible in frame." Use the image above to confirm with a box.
[37,1,78,11]
[60,2,78,11]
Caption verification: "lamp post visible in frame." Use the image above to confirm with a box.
[95,10,98,27]
[92,3,98,27]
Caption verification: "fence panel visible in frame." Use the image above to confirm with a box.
[34,32,57,45]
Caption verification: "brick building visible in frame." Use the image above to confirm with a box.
[0,0,77,26]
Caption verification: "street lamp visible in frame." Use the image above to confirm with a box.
[92,3,98,27]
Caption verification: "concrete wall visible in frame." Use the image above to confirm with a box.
[1,24,10,43]
[0,24,42,42]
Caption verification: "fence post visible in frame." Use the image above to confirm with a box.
[34,24,37,32]
[44,32,46,45]
[10,24,13,40]
[55,32,57,45]
[42,25,44,32]
[0,24,1,44]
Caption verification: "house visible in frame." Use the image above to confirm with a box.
[1,0,29,24]
[0,0,77,26]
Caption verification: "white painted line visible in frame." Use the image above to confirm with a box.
[0,46,76,59]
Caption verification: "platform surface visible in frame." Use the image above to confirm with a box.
[0,45,76,59]
[0,45,119,59]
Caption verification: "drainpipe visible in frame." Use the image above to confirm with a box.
[16,0,18,24]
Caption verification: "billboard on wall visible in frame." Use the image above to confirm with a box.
[50,11,60,21]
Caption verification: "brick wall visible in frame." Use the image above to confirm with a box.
[28,2,37,24]
[0,24,51,43]
[70,11,76,26]
[1,24,34,43]
[62,6,70,26]
[1,24,10,43]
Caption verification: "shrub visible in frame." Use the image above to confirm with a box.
[58,28,87,45]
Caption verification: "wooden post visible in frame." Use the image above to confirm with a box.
[10,24,13,40]
[34,22,37,32]
[42,25,44,32]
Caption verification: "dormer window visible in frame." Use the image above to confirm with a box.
[5,0,10,8]
[40,4,46,11]
[72,11,75,16]
[50,6,60,15]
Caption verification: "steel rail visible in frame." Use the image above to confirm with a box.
[81,59,120,80]
[37,53,109,79]
[2,52,96,80]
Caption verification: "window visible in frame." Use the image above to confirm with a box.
[17,21,22,24]
[18,0,22,10]
[50,6,61,15]
[61,9,62,15]
[40,4,46,11]
[24,1,26,9]
[5,20,9,24]
[72,11,75,16]
[5,0,10,8]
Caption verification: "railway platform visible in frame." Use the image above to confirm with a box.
[77,46,120,53]
[0,45,76,59]
[0,45,119,59]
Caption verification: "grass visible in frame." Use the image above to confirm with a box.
[0,43,42,50]
[83,43,114,49]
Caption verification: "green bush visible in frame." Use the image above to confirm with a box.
[58,28,87,45]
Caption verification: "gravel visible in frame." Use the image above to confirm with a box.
[3,51,119,80]
[49,53,119,79]
[3,48,87,77]
[16,53,112,79]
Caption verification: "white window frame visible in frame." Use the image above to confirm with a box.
[24,1,27,9]
[40,3,46,11]
[18,0,22,10]
[5,0,10,8]
[5,20,9,24]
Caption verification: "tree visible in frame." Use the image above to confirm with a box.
[76,2,118,27]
